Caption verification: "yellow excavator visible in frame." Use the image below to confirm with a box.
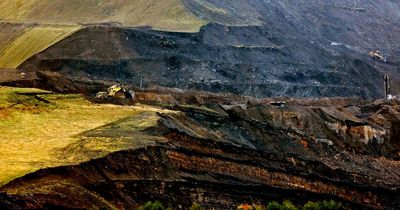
[96,84,135,99]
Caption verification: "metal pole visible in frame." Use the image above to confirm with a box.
[384,75,390,99]
[384,75,387,99]
[387,75,390,98]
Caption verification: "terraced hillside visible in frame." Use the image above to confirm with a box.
[1,90,400,209]
[2,0,400,98]
[1,1,400,209]
[4,0,398,98]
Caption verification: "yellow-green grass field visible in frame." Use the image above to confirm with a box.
[0,23,27,54]
[0,25,82,68]
[0,0,206,32]
[0,86,168,186]
[190,0,229,15]
[0,0,207,69]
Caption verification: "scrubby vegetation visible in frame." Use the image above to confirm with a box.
[264,200,340,210]
[138,201,165,210]
[190,202,206,210]
[267,200,298,210]
[262,200,341,210]
[138,199,340,210]
[302,200,340,210]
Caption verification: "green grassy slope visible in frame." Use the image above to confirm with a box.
[0,25,82,68]
[0,23,27,53]
[0,0,207,69]
[0,86,171,186]
[0,0,206,32]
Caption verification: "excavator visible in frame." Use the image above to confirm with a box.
[96,84,135,99]
[369,50,387,62]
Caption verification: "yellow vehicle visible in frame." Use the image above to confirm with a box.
[107,84,125,98]
[369,50,386,62]
[96,84,135,99]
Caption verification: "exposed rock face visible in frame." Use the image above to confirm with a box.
[1,96,400,209]
[15,0,400,98]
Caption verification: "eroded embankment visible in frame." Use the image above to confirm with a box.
[1,97,400,209]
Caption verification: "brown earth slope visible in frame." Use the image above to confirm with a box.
[0,92,399,209]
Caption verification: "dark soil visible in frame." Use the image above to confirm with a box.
[18,0,400,98]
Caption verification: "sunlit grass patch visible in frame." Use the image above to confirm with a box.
[0,23,28,54]
[0,0,207,69]
[0,0,206,32]
[0,25,81,68]
[190,0,229,15]
[0,86,169,186]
